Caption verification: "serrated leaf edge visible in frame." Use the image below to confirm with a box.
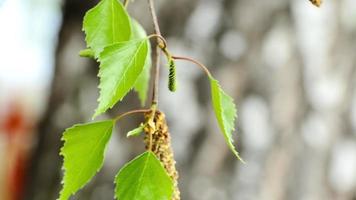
[58,120,114,200]
[131,19,152,106]
[114,152,174,200]
[82,0,131,58]
[93,39,148,118]
[209,76,244,162]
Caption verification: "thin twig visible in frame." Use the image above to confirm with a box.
[114,109,151,122]
[148,0,162,106]
[147,0,162,37]
[147,34,167,49]
[172,55,212,77]
[146,0,161,152]
[123,0,130,8]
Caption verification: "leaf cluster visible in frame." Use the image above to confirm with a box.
[58,0,242,199]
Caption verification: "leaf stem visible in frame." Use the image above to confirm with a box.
[147,0,162,106]
[114,109,151,122]
[123,0,130,8]
[172,55,212,77]
[147,34,167,49]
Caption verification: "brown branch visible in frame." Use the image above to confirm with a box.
[148,0,162,106]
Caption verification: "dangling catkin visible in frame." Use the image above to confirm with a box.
[144,111,180,200]
[168,60,177,92]
[309,0,322,7]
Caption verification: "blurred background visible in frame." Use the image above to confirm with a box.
[1,0,356,199]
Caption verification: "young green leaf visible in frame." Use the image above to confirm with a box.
[115,152,173,200]
[58,120,114,200]
[94,38,149,118]
[131,19,151,106]
[209,76,243,161]
[83,0,131,58]
[127,123,145,137]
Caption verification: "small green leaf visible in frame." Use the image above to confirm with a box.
[127,123,145,137]
[115,152,173,200]
[209,76,243,161]
[83,0,131,58]
[94,38,149,118]
[58,120,114,200]
[79,48,95,58]
[131,19,151,106]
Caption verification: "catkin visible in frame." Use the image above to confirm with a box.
[309,0,322,7]
[144,111,180,200]
[168,60,177,92]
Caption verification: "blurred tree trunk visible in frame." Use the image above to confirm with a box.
[23,1,98,199]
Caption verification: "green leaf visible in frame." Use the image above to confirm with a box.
[134,58,151,106]
[127,123,145,137]
[115,152,173,200]
[83,0,131,58]
[58,120,114,200]
[94,38,149,118]
[131,19,151,106]
[209,76,243,161]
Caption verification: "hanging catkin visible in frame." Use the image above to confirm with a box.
[168,59,177,92]
[309,0,322,7]
[144,111,180,200]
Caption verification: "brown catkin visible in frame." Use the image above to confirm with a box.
[309,0,322,7]
[144,111,180,200]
